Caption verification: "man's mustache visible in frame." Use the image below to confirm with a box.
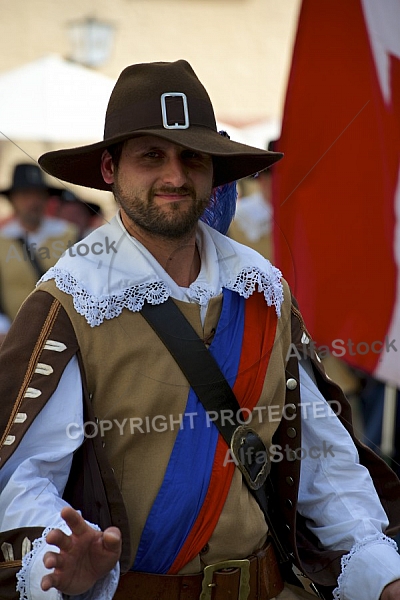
[151,185,196,197]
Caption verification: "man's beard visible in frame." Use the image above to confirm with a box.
[113,180,212,239]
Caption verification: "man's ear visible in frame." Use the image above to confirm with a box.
[101,150,115,184]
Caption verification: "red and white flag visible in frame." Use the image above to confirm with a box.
[273,0,400,386]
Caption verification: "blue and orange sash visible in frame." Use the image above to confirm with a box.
[133,288,278,573]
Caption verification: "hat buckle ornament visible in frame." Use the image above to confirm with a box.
[161,93,189,129]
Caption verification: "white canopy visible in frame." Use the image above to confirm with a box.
[0,54,279,149]
[0,54,115,142]
[216,118,281,151]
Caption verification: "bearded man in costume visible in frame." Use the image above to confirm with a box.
[1,60,400,600]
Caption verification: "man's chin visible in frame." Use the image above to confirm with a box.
[139,214,199,239]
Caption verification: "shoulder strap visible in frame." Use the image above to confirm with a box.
[140,297,292,564]
[141,298,241,438]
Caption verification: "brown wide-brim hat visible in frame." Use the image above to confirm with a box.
[39,60,283,190]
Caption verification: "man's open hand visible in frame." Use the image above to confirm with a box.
[41,506,121,595]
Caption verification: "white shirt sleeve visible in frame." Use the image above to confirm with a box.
[0,356,119,600]
[298,361,400,600]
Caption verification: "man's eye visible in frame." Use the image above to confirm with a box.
[183,151,205,161]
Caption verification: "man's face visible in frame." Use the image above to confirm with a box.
[10,188,48,231]
[106,136,214,239]
[58,202,91,233]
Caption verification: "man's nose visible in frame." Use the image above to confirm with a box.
[161,155,188,187]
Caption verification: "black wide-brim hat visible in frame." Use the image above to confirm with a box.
[58,189,102,216]
[39,60,283,190]
[0,163,59,198]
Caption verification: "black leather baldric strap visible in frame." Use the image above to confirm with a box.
[140,298,292,565]
[141,298,241,440]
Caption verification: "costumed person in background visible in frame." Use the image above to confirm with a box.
[358,375,400,479]
[0,163,78,344]
[1,60,400,600]
[228,140,276,261]
[57,189,105,240]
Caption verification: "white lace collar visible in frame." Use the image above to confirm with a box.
[39,212,283,327]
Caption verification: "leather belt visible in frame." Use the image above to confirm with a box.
[114,540,284,600]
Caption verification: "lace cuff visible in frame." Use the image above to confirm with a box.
[333,533,400,600]
[16,524,62,600]
[16,521,120,600]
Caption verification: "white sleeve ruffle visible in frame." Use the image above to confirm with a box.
[16,520,119,600]
[298,361,400,599]
[332,533,400,600]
